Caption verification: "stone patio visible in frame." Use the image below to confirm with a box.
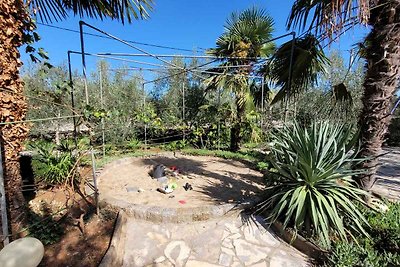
[100,212,308,267]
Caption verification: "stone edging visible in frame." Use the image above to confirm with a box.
[99,211,127,267]
[97,156,261,223]
[271,221,327,261]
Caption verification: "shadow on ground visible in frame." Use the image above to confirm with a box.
[141,155,265,205]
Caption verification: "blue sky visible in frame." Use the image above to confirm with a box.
[21,0,368,82]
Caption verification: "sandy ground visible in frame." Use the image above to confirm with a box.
[98,153,265,208]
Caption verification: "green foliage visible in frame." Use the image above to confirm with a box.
[268,34,328,104]
[293,51,365,125]
[259,121,369,248]
[28,0,153,24]
[126,138,142,150]
[256,161,269,171]
[163,140,188,151]
[27,205,64,245]
[327,203,400,267]
[181,148,260,163]
[31,141,78,185]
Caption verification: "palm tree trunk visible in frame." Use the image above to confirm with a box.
[0,0,32,236]
[357,0,400,190]
[230,97,246,151]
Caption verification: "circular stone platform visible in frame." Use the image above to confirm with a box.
[97,152,265,222]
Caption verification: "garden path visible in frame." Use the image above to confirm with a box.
[372,147,400,200]
[100,212,308,267]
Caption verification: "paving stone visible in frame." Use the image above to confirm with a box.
[225,222,240,233]
[222,230,230,239]
[233,239,272,266]
[242,223,280,247]
[249,261,267,267]
[185,260,221,267]
[154,256,166,263]
[151,260,174,267]
[222,238,234,249]
[219,253,233,266]
[231,259,244,267]
[269,256,306,267]
[221,247,235,256]
[164,241,191,267]
[147,232,169,243]
[227,233,242,240]
[190,227,223,263]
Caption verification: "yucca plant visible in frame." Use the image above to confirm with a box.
[259,121,370,248]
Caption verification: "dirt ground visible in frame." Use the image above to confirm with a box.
[27,189,117,267]
[98,152,265,208]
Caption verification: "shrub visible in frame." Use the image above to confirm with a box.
[259,121,369,248]
[164,140,188,151]
[31,141,78,185]
[327,203,400,266]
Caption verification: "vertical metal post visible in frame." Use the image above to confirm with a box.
[261,76,265,129]
[182,79,185,141]
[217,89,221,150]
[285,32,296,123]
[142,83,147,148]
[0,145,9,246]
[90,149,99,215]
[79,21,89,105]
[68,51,78,147]
[99,68,105,158]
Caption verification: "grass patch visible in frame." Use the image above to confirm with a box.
[181,148,254,161]
[95,150,155,168]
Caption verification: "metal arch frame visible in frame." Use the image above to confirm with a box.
[70,21,297,148]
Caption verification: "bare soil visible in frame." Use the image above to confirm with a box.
[27,189,116,267]
[98,152,265,208]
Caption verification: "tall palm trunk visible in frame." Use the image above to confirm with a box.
[0,0,32,235]
[357,0,400,190]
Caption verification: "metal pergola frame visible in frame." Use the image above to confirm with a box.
[66,21,296,151]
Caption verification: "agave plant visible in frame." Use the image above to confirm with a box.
[259,121,369,248]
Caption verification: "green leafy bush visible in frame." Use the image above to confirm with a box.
[327,203,400,266]
[27,204,64,245]
[163,140,188,151]
[31,141,78,185]
[126,138,142,150]
[259,121,369,248]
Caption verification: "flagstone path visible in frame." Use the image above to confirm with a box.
[100,212,309,267]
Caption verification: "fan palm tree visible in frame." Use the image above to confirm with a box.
[286,0,400,190]
[206,7,275,151]
[0,0,152,235]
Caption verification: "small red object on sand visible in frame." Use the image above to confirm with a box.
[178,200,186,204]
[170,166,178,171]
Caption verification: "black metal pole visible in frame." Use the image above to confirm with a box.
[68,51,78,147]
[79,21,89,105]
[284,32,296,123]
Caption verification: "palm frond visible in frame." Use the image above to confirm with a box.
[267,34,329,105]
[207,6,274,61]
[287,0,371,39]
[28,0,153,23]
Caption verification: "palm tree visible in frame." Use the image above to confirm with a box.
[206,7,275,151]
[287,0,400,190]
[0,0,152,235]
